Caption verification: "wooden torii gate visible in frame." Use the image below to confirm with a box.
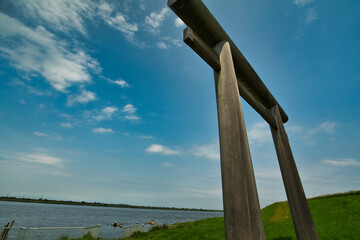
[167,1,318,239]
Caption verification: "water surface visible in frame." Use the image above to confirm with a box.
[0,201,223,239]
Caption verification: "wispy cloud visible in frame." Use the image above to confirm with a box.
[157,42,169,50]
[67,90,97,106]
[309,121,336,135]
[12,0,97,36]
[104,13,139,41]
[192,143,220,161]
[110,79,130,88]
[122,104,140,121]
[145,7,169,33]
[33,131,63,141]
[60,122,73,128]
[248,122,272,147]
[294,0,314,7]
[17,152,63,166]
[322,158,360,167]
[0,150,70,176]
[94,106,118,121]
[0,13,101,93]
[138,135,154,140]
[92,127,114,133]
[33,131,49,137]
[304,8,318,24]
[293,0,318,38]
[97,1,147,48]
[145,144,180,155]
[157,37,182,49]
[286,121,337,146]
[123,104,136,114]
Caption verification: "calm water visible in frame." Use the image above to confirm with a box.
[0,201,223,239]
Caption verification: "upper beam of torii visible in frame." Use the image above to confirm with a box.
[168,0,288,128]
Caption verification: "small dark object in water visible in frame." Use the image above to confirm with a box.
[111,221,123,227]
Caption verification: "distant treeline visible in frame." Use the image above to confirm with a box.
[0,196,222,212]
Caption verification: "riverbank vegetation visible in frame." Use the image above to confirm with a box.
[0,196,220,212]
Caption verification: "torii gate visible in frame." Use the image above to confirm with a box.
[167,1,318,239]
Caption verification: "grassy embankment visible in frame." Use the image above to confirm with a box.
[102,190,357,239]
[48,190,360,239]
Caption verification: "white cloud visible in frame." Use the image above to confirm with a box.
[171,39,182,47]
[60,122,73,128]
[248,122,272,146]
[122,104,140,121]
[112,79,130,88]
[94,106,118,121]
[13,0,96,36]
[92,127,114,133]
[17,152,63,166]
[138,135,154,140]
[192,143,220,161]
[0,13,101,93]
[145,7,169,33]
[1,150,70,176]
[175,18,185,28]
[309,121,336,135]
[145,144,180,155]
[15,0,146,47]
[98,4,148,48]
[67,90,97,106]
[123,104,136,114]
[157,42,169,50]
[33,131,49,137]
[125,115,140,120]
[322,158,360,167]
[157,36,182,49]
[105,13,139,41]
[33,131,62,141]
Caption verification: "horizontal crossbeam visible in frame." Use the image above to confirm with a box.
[168,0,288,123]
[184,28,277,129]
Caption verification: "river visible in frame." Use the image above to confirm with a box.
[0,201,223,239]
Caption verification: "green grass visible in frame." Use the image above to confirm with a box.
[262,190,360,239]
[63,190,360,240]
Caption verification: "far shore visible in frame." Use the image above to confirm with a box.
[0,196,222,212]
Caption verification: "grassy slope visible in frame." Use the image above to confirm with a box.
[123,191,360,240]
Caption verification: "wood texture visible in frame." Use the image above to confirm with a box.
[214,41,265,240]
[270,105,318,240]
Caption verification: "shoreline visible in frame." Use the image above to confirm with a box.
[0,197,222,212]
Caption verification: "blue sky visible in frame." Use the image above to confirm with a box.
[0,0,359,210]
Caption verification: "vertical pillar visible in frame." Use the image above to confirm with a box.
[214,41,265,240]
[270,105,318,240]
